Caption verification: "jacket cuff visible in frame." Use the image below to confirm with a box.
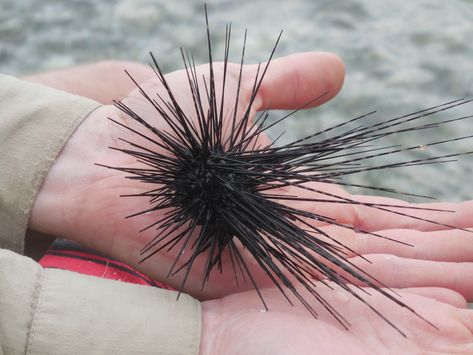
[0,249,201,354]
[0,74,100,253]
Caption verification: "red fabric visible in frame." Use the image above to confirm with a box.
[39,249,172,289]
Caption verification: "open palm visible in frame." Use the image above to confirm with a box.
[200,285,473,354]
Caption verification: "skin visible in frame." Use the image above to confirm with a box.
[25,55,473,353]
[200,286,473,355]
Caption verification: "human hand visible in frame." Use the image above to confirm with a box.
[199,285,473,354]
[280,182,473,299]
[29,52,473,306]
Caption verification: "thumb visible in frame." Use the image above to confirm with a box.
[244,51,345,111]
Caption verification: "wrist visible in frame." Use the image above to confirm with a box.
[29,104,118,237]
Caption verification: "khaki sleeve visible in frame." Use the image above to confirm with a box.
[0,249,201,355]
[0,74,100,253]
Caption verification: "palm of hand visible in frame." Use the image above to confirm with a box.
[31,64,290,298]
[30,56,344,297]
[201,286,473,354]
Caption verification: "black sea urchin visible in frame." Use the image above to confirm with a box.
[101,7,472,336]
